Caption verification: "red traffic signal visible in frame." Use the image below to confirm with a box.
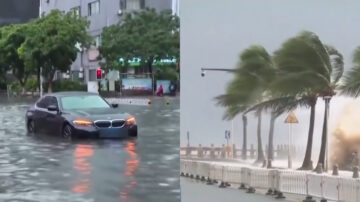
[96,68,102,80]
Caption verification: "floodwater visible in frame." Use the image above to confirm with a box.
[0,96,180,202]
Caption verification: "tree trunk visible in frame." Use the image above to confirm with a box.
[299,99,317,170]
[47,70,55,93]
[317,97,331,170]
[148,59,153,74]
[268,113,276,161]
[256,111,265,163]
[37,66,40,92]
[242,115,247,160]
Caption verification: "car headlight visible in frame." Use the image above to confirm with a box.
[126,116,136,125]
[73,118,93,126]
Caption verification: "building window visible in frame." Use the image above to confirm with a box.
[71,6,81,17]
[94,35,101,47]
[88,1,100,16]
[126,0,140,10]
[140,0,145,9]
[120,0,127,10]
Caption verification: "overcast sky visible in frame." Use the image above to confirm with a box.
[180,0,360,161]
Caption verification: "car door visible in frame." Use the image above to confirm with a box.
[33,96,50,133]
[45,96,62,135]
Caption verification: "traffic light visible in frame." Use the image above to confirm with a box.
[96,68,102,80]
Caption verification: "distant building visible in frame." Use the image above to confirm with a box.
[0,0,40,25]
[0,0,39,25]
[40,0,175,83]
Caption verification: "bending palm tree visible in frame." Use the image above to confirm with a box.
[216,45,275,163]
[272,31,344,170]
[341,47,360,97]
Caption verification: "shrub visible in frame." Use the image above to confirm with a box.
[155,67,179,82]
[25,77,38,92]
[50,80,87,92]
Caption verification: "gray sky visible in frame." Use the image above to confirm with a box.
[180,0,360,161]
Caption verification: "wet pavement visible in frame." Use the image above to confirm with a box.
[181,178,302,202]
[0,96,180,202]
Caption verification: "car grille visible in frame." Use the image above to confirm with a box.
[112,120,126,128]
[94,120,125,128]
[94,120,111,128]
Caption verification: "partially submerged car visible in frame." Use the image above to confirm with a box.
[26,92,137,139]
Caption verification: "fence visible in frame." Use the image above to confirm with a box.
[180,159,360,202]
[180,144,299,160]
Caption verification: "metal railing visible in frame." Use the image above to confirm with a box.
[181,159,360,202]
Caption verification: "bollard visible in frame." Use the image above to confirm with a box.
[225,182,231,187]
[195,175,200,180]
[266,189,273,195]
[190,174,194,179]
[246,187,255,193]
[332,164,339,176]
[206,177,213,185]
[238,183,246,190]
[275,191,285,199]
[180,172,184,177]
[267,159,272,169]
[315,163,323,174]
[303,196,316,202]
[219,182,226,188]
[185,173,189,177]
[272,190,278,196]
[320,199,327,202]
[200,176,206,182]
[353,166,359,178]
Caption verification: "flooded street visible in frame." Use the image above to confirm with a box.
[0,97,180,202]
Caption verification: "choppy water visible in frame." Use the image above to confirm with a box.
[0,97,180,202]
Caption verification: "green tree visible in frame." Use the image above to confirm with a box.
[100,8,180,73]
[0,24,36,92]
[341,47,360,97]
[216,45,276,163]
[272,31,344,170]
[19,10,92,92]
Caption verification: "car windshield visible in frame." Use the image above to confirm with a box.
[60,95,110,110]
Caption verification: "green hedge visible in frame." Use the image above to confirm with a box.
[50,80,87,92]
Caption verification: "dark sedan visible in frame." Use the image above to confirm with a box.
[25,92,137,139]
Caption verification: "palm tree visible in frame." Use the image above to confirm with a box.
[271,31,344,170]
[341,47,360,97]
[216,45,275,163]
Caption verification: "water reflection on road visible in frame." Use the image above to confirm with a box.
[0,97,179,202]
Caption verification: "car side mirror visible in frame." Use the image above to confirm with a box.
[47,105,58,111]
[111,103,118,108]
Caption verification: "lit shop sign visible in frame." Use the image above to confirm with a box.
[118,58,178,67]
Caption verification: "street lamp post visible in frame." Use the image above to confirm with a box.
[285,110,299,169]
[323,96,331,171]
[201,67,238,149]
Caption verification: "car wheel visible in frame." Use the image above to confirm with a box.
[62,124,73,140]
[27,120,36,134]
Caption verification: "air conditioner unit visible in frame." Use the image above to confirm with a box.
[117,9,123,16]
